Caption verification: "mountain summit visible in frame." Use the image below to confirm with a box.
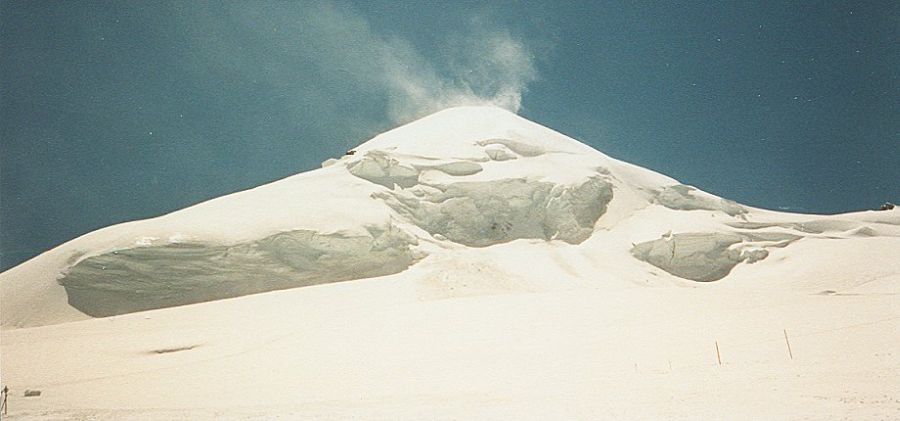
[2,107,899,328]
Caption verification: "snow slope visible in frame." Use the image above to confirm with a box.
[1,106,899,419]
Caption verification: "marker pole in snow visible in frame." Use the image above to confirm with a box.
[783,329,794,360]
[1,385,8,415]
[715,341,722,366]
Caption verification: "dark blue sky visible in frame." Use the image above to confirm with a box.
[1,1,897,270]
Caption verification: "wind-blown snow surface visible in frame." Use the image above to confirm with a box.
[2,107,899,420]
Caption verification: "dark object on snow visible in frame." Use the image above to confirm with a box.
[24,389,41,397]
[345,150,356,156]
[1,385,8,414]
[879,202,895,211]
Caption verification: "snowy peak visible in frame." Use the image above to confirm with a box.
[3,106,899,329]
[330,106,656,247]
[329,105,677,193]
[354,106,598,159]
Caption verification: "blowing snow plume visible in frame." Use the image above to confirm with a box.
[177,2,538,125]
[320,6,539,122]
[380,25,538,122]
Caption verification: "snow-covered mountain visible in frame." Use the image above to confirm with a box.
[2,106,899,328]
[2,106,899,420]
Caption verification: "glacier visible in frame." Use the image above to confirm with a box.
[2,106,899,326]
[2,106,899,421]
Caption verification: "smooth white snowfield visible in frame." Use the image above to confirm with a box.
[2,106,899,420]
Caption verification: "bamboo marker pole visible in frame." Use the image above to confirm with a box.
[715,340,722,366]
[1,385,8,415]
[784,329,794,360]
